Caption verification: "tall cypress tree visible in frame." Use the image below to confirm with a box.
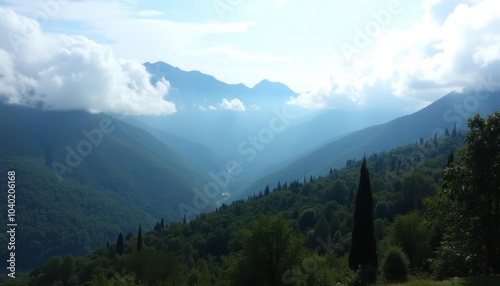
[349,158,378,274]
[137,225,143,251]
[116,232,124,255]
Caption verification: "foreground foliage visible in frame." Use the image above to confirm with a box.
[426,112,500,278]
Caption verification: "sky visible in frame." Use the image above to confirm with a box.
[0,0,499,115]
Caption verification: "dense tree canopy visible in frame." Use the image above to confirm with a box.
[12,129,484,285]
[427,112,500,276]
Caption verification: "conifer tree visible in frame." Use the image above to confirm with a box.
[264,185,270,196]
[116,232,124,255]
[160,218,165,228]
[446,150,454,167]
[349,158,377,279]
[137,225,143,251]
[125,232,133,241]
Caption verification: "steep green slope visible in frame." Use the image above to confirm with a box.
[0,103,218,271]
[236,90,500,200]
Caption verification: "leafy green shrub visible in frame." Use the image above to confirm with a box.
[429,239,474,280]
[382,246,410,283]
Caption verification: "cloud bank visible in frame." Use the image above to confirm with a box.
[0,7,176,115]
[287,0,500,109]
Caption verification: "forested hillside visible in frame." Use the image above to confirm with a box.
[240,91,500,201]
[0,103,218,271]
[12,112,500,286]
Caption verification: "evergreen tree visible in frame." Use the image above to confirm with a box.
[137,225,143,251]
[264,185,270,196]
[125,232,133,241]
[314,215,330,253]
[183,214,187,224]
[452,123,457,137]
[116,232,124,255]
[349,158,378,278]
[277,181,282,191]
[445,127,450,136]
[160,218,165,228]
[446,150,454,167]
[60,254,75,285]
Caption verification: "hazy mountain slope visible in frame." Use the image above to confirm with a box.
[121,116,225,172]
[0,103,218,270]
[236,90,500,199]
[137,62,408,192]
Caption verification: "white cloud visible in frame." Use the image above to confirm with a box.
[219,98,245,111]
[0,7,176,115]
[288,0,500,109]
[249,104,260,110]
[287,91,329,109]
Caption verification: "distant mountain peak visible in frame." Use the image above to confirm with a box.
[144,61,298,106]
[254,79,273,86]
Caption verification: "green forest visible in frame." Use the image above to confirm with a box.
[9,112,500,286]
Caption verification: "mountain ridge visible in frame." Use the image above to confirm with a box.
[143,61,298,108]
[234,90,500,200]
